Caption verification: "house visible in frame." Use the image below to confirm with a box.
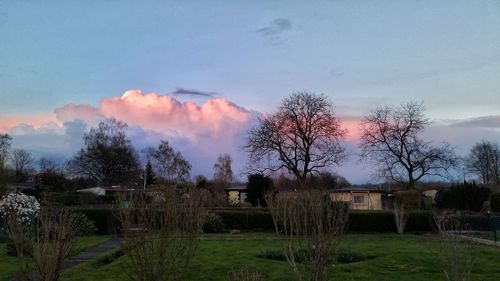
[331,186,385,210]
[224,183,247,204]
[76,186,134,196]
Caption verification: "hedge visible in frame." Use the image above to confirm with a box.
[66,208,492,235]
[491,193,500,212]
[347,211,397,232]
[435,182,491,211]
[215,210,275,230]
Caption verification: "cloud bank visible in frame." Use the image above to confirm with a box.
[0,90,256,178]
[1,93,500,183]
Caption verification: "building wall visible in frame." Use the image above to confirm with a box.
[331,192,383,210]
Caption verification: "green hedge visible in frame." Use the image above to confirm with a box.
[214,210,275,230]
[347,211,396,232]
[66,208,492,234]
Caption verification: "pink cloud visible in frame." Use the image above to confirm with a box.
[97,90,252,146]
[48,90,254,150]
[54,103,103,124]
[0,114,57,133]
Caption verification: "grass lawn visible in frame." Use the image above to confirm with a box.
[60,232,500,281]
[0,235,115,281]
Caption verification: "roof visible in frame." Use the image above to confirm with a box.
[224,184,247,191]
[333,186,385,193]
[77,186,135,192]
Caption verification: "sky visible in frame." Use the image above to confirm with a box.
[0,1,499,183]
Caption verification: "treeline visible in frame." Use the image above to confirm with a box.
[1,92,500,195]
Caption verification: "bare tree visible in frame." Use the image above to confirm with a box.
[31,208,79,281]
[0,134,13,193]
[359,102,456,189]
[268,191,348,281]
[39,157,60,174]
[213,153,233,183]
[10,149,35,180]
[152,140,191,185]
[118,189,204,281]
[393,202,407,234]
[466,140,500,185]
[72,118,140,186]
[0,133,12,171]
[245,92,347,185]
[434,211,474,281]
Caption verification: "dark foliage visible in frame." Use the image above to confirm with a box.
[394,190,422,209]
[246,174,274,207]
[202,213,225,233]
[491,193,500,212]
[71,208,118,234]
[72,118,140,186]
[435,182,491,211]
[258,247,366,264]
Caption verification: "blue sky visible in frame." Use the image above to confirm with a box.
[1,1,499,183]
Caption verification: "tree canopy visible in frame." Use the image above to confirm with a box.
[245,92,347,184]
[152,140,191,185]
[72,118,140,186]
[213,153,233,183]
[359,102,456,188]
[467,140,499,185]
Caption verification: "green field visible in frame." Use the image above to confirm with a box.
[58,233,500,281]
[3,233,500,281]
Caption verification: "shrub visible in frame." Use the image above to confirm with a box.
[394,190,422,209]
[435,182,491,211]
[70,213,97,236]
[71,208,117,234]
[336,248,365,264]
[258,247,366,264]
[203,213,225,233]
[5,238,32,256]
[490,193,500,212]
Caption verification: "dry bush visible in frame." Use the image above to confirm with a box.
[4,213,33,281]
[393,202,407,234]
[30,208,79,281]
[118,189,204,281]
[434,211,474,281]
[268,191,348,281]
[227,267,264,281]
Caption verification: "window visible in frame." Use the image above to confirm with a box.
[353,195,364,204]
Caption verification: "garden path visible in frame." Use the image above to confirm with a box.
[63,237,123,269]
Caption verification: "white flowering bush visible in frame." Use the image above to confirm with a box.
[0,192,40,225]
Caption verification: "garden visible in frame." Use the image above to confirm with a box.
[2,189,500,281]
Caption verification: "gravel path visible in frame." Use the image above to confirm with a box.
[63,237,123,269]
